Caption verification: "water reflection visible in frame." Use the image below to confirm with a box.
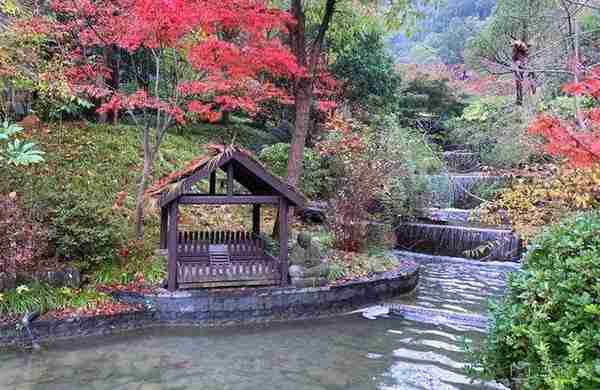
[0,315,503,390]
[0,260,512,390]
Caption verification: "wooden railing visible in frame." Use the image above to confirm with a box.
[177,230,267,260]
[175,230,278,287]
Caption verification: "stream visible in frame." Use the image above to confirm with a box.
[0,258,517,390]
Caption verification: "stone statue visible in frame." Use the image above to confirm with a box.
[288,233,329,287]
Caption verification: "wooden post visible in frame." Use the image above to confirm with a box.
[252,204,261,235]
[278,197,289,285]
[209,171,216,195]
[167,201,179,292]
[160,206,168,249]
[227,163,234,197]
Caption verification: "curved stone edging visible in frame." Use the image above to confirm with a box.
[115,263,419,326]
[0,263,419,348]
[0,310,158,349]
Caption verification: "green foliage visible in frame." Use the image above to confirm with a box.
[391,0,494,64]
[326,261,347,282]
[0,121,44,166]
[0,121,279,269]
[446,96,540,168]
[467,212,600,389]
[375,117,444,218]
[259,143,330,198]
[396,75,466,126]
[0,282,111,315]
[92,255,166,285]
[33,193,121,270]
[329,28,402,112]
[538,95,596,122]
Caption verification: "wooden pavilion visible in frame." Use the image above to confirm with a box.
[147,145,306,291]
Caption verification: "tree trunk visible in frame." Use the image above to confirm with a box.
[134,126,153,239]
[287,79,312,187]
[286,0,336,187]
[515,73,523,106]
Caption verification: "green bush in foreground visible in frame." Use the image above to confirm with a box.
[467,212,600,389]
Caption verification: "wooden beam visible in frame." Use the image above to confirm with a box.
[179,195,280,205]
[252,204,261,235]
[232,152,307,209]
[227,163,234,196]
[159,154,234,208]
[167,201,179,292]
[159,206,168,249]
[209,171,216,195]
[278,197,289,286]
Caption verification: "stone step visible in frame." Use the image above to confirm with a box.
[395,222,521,261]
[421,207,511,228]
[423,208,472,224]
[443,151,479,173]
[418,173,508,209]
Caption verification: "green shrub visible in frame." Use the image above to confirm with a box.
[467,212,600,389]
[38,193,123,270]
[329,29,402,113]
[375,119,445,218]
[446,96,541,168]
[259,143,331,198]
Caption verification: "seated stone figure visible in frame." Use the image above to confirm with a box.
[288,233,329,287]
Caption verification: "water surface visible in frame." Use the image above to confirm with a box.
[0,259,514,390]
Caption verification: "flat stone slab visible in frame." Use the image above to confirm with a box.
[388,304,489,331]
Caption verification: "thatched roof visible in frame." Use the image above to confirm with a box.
[147,144,306,208]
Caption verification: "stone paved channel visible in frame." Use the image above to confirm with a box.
[365,252,521,389]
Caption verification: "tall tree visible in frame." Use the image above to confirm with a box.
[465,0,588,105]
[48,0,300,237]
[285,0,424,187]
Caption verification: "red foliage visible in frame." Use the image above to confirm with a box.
[317,115,392,252]
[0,194,50,276]
[529,67,600,167]
[45,301,144,320]
[46,0,302,121]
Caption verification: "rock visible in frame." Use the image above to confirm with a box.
[361,305,390,320]
[290,277,328,288]
[17,114,42,131]
[301,207,326,224]
[297,232,312,248]
[288,265,304,278]
[0,272,16,292]
[270,121,293,142]
[288,233,329,284]
[32,267,82,288]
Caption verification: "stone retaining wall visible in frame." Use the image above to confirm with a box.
[0,310,158,348]
[0,264,418,348]
[117,265,419,326]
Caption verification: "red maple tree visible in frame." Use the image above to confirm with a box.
[44,0,301,236]
[529,67,600,168]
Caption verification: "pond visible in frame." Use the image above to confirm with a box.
[0,259,514,390]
